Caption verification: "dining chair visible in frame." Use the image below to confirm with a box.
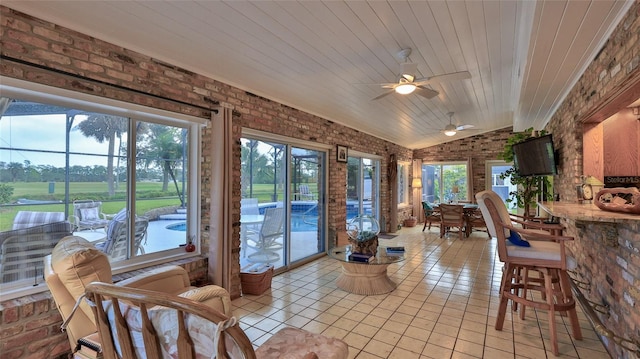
[464,207,490,238]
[475,190,582,355]
[438,203,465,240]
[421,201,440,231]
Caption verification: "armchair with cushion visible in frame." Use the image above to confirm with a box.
[85,282,348,359]
[69,200,111,232]
[44,236,232,358]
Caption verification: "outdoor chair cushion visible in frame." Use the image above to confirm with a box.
[12,210,65,230]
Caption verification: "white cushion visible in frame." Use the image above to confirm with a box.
[80,207,99,220]
[506,240,576,270]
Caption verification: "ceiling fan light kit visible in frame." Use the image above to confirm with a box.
[443,124,457,136]
[395,83,416,94]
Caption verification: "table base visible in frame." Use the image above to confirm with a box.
[335,262,396,295]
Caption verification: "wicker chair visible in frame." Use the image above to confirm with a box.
[85,282,348,359]
[0,221,72,283]
[69,200,110,231]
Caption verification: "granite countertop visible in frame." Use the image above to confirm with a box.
[538,201,640,223]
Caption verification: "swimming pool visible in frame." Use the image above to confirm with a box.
[166,213,319,233]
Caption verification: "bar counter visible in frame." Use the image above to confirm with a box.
[538,201,640,223]
[538,200,640,359]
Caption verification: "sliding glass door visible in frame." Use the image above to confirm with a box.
[346,154,380,223]
[240,136,326,270]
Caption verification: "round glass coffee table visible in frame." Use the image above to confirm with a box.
[328,245,404,295]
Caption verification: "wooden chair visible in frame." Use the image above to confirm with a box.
[421,201,440,231]
[85,282,348,359]
[464,207,490,238]
[438,204,465,240]
[475,190,582,355]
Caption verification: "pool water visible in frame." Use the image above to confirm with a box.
[166,214,319,233]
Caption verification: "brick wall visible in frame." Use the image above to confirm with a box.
[544,2,640,358]
[413,127,515,197]
[0,6,411,358]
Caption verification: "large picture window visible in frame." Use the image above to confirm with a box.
[421,162,469,204]
[0,81,202,298]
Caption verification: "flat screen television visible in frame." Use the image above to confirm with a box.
[512,134,557,177]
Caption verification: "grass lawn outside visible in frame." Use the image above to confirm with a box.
[0,181,183,231]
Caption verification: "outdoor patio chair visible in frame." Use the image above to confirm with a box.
[246,207,284,264]
[0,220,72,283]
[298,184,315,200]
[12,210,66,230]
[69,200,110,231]
[95,215,149,261]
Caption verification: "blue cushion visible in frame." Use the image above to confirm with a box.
[422,201,433,211]
[508,231,530,247]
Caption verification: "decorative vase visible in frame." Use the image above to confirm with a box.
[346,215,380,256]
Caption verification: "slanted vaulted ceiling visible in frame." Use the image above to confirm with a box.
[3,1,633,149]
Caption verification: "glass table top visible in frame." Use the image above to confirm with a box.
[328,245,405,265]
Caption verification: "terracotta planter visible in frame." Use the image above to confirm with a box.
[403,218,417,227]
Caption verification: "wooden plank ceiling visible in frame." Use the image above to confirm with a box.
[2,1,633,149]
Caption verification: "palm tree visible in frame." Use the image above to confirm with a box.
[139,124,186,205]
[75,114,127,196]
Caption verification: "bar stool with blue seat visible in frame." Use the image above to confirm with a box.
[475,190,582,356]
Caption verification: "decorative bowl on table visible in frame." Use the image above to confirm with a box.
[346,215,380,256]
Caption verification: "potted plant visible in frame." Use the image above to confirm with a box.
[499,128,553,218]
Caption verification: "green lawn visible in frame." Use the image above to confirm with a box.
[0,182,183,231]
[1,181,319,231]
[243,183,317,203]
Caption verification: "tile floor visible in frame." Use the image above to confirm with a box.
[231,226,610,359]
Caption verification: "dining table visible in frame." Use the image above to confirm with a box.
[431,203,482,237]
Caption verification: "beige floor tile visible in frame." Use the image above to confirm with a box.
[231,227,608,359]
[362,339,395,358]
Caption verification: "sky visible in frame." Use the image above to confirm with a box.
[0,114,111,168]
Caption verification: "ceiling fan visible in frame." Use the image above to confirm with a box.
[442,112,475,136]
[367,48,471,101]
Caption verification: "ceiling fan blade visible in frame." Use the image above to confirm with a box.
[371,90,395,101]
[415,86,439,99]
[413,71,472,86]
[456,124,475,131]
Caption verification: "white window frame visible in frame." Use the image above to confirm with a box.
[397,161,410,207]
[0,78,205,300]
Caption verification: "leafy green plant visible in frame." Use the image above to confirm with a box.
[499,128,553,217]
[0,184,14,204]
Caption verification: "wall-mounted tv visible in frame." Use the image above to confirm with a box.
[512,134,558,177]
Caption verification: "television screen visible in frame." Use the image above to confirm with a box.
[512,134,557,176]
